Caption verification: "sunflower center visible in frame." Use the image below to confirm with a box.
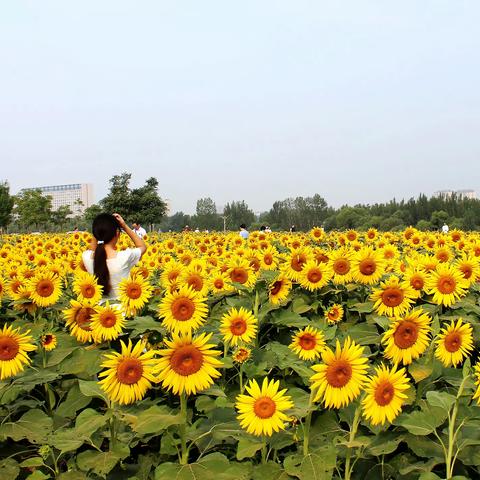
[359,259,376,276]
[230,318,247,336]
[264,254,273,265]
[116,358,143,385]
[81,284,96,299]
[307,269,323,284]
[374,380,395,406]
[326,359,353,388]
[328,308,340,321]
[460,266,472,279]
[381,287,404,307]
[214,279,224,289]
[230,268,248,284]
[298,333,316,350]
[393,320,418,349]
[270,281,283,296]
[126,284,142,299]
[170,345,204,376]
[187,275,203,292]
[0,337,20,360]
[437,276,456,294]
[333,259,350,274]
[36,279,54,297]
[171,297,195,321]
[75,307,94,331]
[42,334,54,345]
[100,312,117,328]
[291,254,307,272]
[444,332,462,352]
[410,275,424,290]
[253,396,277,419]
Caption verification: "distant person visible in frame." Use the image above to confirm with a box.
[183,225,191,232]
[290,225,296,232]
[239,223,249,240]
[82,213,147,299]
[260,225,266,232]
[132,222,147,238]
[194,228,200,233]
[265,226,272,233]
[442,223,449,234]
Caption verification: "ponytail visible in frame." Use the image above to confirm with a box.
[91,213,121,296]
[93,242,111,295]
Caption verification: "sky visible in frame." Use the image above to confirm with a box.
[1,1,479,215]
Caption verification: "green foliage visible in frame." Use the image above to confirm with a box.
[223,201,255,230]
[0,181,14,229]
[13,189,53,229]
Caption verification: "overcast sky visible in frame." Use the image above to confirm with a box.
[1,1,479,214]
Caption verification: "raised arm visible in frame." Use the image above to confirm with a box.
[113,213,147,257]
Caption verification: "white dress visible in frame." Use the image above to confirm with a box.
[82,248,142,299]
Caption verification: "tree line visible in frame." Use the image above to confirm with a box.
[1,175,480,232]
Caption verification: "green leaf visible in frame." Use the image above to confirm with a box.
[366,432,403,456]
[127,316,165,337]
[339,323,379,345]
[56,383,91,418]
[426,390,456,413]
[404,434,444,459]
[123,405,183,436]
[59,348,102,376]
[78,379,109,403]
[251,462,285,480]
[19,458,45,468]
[57,472,88,480]
[236,436,265,461]
[284,448,336,479]
[395,407,447,435]
[270,310,309,328]
[25,472,49,480]
[291,297,312,314]
[75,408,109,437]
[348,301,374,313]
[0,384,24,405]
[0,409,53,444]
[48,429,85,453]
[0,458,19,480]
[76,444,129,476]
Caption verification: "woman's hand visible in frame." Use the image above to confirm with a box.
[113,213,127,229]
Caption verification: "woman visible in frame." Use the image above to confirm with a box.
[82,213,147,299]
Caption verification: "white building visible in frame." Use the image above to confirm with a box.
[434,189,476,200]
[23,183,94,216]
[456,189,476,199]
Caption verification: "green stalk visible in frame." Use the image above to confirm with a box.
[445,374,469,479]
[261,435,268,464]
[303,391,315,456]
[239,362,244,394]
[42,348,53,416]
[109,401,117,450]
[344,406,361,480]
[179,393,189,465]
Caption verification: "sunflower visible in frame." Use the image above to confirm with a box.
[72,271,103,304]
[157,332,223,395]
[284,248,312,282]
[179,267,208,296]
[362,364,410,426]
[158,285,208,334]
[268,274,292,305]
[220,307,257,346]
[28,269,62,307]
[382,308,431,365]
[370,275,416,317]
[90,302,126,343]
[12,285,38,315]
[259,246,279,271]
[289,326,325,361]
[208,269,235,295]
[328,248,354,285]
[310,337,368,409]
[324,304,344,324]
[118,275,153,316]
[402,266,428,299]
[472,362,480,405]
[424,264,469,307]
[310,227,325,243]
[299,260,333,291]
[98,339,157,405]
[227,257,257,289]
[0,324,37,380]
[351,247,386,285]
[435,319,473,367]
[63,299,95,343]
[40,333,57,351]
[454,255,480,287]
[233,346,252,364]
[236,378,294,436]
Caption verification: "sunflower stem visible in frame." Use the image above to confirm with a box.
[261,436,268,464]
[223,342,229,383]
[303,391,315,456]
[253,289,260,347]
[179,392,189,465]
[445,373,469,479]
[109,401,117,450]
[239,363,244,394]
[344,405,361,480]
[41,348,53,416]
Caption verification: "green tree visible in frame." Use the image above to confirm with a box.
[160,212,192,232]
[82,204,103,226]
[130,177,168,226]
[100,173,134,218]
[0,181,14,230]
[51,205,73,228]
[192,198,222,230]
[14,190,52,230]
[223,201,255,230]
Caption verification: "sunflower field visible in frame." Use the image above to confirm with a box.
[1,227,480,480]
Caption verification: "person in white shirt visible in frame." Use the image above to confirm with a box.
[82,213,147,299]
[132,222,147,238]
[442,223,449,234]
[239,223,249,240]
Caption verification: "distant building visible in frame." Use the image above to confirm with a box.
[22,183,94,216]
[434,189,476,200]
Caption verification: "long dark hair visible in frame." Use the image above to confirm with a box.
[92,213,120,295]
